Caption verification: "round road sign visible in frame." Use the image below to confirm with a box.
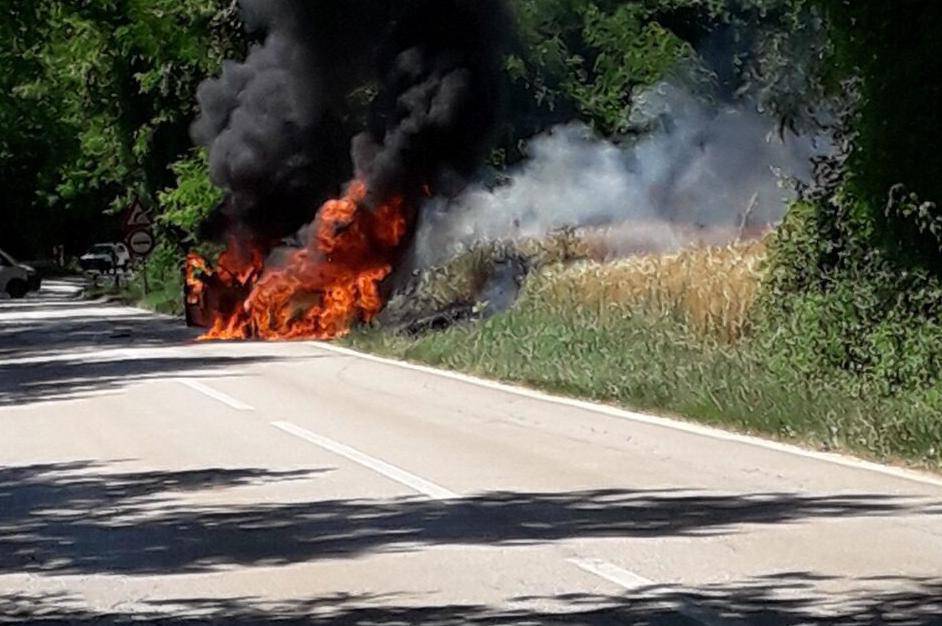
[127,229,155,258]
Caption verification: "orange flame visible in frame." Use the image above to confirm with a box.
[185,252,210,307]
[187,180,408,341]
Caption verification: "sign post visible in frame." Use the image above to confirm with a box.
[122,198,156,294]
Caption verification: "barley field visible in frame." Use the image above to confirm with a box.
[529,239,766,342]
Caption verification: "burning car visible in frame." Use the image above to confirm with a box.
[184,0,509,341]
[185,182,408,340]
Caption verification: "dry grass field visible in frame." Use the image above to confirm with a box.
[531,239,766,342]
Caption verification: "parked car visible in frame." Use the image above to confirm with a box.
[0,248,41,298]
[79,243,132,273]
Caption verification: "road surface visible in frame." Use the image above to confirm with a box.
[1,281,940,624]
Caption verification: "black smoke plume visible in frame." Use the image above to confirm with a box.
[192,0,510,242]
[352,0,510,203]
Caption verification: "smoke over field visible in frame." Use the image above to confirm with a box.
[413,81,829,266]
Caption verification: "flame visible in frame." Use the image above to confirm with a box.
[185,253,210,307]
[187,180,408,341]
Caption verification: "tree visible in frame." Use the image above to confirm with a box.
[0,0,244,258]
[500,0,824,151]
[822,0,942,267]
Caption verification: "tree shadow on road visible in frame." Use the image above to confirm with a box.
[0,461,935,578]
[0,353,283,407]
[0,308,200,362]
[0,294,306,406]
[0,288,342,407]
[2,576,941,625]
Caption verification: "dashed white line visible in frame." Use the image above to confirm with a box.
[176,379,255,411]
[271,421,458,500]
[567,557,657,591]
[567,558,726,626]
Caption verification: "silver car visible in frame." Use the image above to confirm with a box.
[0,248,41,298]
[79,243,132,273]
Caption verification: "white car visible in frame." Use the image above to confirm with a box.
[79,243,132,273]
[0,248,41,298]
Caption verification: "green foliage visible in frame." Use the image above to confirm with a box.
[574,4,693,134]
[815,0,942,267]
[753,1,942,417]
[127,242,186,316]
[759,193,942,398]
[158,150,223,238]
[822,1,942,201]
[136,148,224,315]
[502,0,828,144]
[1,0,243,258]
[506,0,694,135]
[126,149,223,315]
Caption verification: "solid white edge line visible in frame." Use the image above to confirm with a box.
[567,558,724,626]
[176,379,255,411]
[271,421,459,500]
[308,342,942,490]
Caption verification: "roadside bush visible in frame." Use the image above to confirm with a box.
[757,191,942,397]
[126,242,184,316]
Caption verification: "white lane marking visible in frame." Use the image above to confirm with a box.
[567,557,656,591]
[0,307,145,321]
[271,421,458,500]
[567,558,725,626]
[311,343,942,490]
[176,379,255,411]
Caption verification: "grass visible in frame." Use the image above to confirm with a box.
[347,239,942,470]
[83,271,184,316]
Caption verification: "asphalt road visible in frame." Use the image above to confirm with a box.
[1,281,941,625]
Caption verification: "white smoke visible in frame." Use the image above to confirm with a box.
[413,81,830,265]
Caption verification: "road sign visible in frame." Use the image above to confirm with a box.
[122,199,155,260]
[123,199,153,231]
[126,228,155,258]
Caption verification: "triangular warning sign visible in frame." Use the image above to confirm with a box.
[123,200,152,229]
